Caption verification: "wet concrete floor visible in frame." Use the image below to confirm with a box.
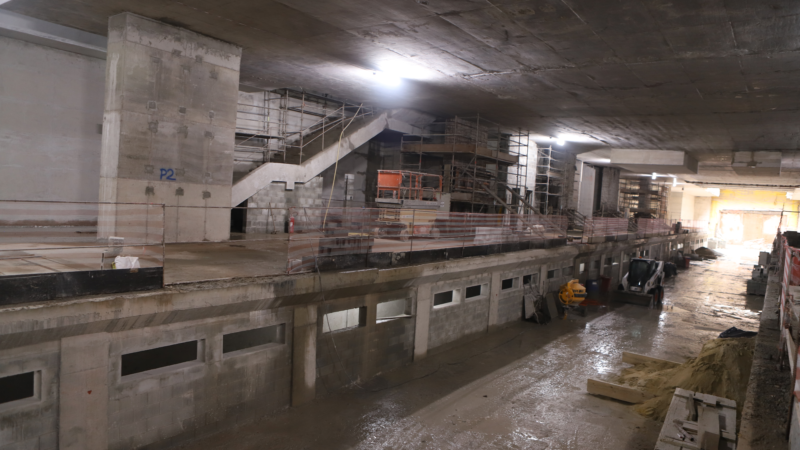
[176,247,764,450]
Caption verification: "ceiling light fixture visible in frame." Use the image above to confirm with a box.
[673,177,677,187]
[555,138,565,146]
[652,172,657,180]
[372,71,401,87]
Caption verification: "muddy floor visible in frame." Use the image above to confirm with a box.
[176,246,765,450]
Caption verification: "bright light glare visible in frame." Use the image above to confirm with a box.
[555,138,566,146]
[373,71,401,87]
[706,188,720,196]
[788,192,794,200]
[673,177,677,187]
[652,172,657,180]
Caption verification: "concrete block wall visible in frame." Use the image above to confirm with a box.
[106,308,292,449]
[428,274,492,351]
[0,341,59,450]
[245,177,323,234]
[316,290,415,394]
[544,260,576,293]
[497,267,541,326]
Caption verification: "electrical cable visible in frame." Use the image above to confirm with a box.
[322,103,363,228]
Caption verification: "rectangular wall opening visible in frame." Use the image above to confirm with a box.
[322,307,366,333]
[501,277,517,290]
[433,290,458,307]
[377,299,410,322]
[121,341,200,376]
[0,372,35,405]
[465,284,484,299]
[223,323,286,354]
[523,273,539,285]
[547,269,556,279]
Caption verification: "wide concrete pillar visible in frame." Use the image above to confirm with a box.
[292,304,317,406]
[58,333,110,450]
[487,272,501,331]
[413,284,432,361]
[99,13,241,242]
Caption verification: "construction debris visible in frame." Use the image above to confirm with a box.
[587,338,755,431]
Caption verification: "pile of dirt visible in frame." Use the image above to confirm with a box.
[695,247,722,259]
[615,338,755,426]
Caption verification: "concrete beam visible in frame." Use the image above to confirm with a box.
[0,10,106,59]
[413,284,432,361]
[609,149,698,175]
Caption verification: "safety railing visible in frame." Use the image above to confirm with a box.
[582,217,629,242]
[0,200,165,276]
[286,207,568,274]
[636,218,673,238]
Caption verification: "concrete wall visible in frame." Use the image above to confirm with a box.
[578,164,596,218]
[668,191,696,222]
[245,177,323,234]
[99,13,242,243]
[316,290,415,394]
[0,231,706,450]
[599,167,621,211]
[694,196,712,224]
[0,35,104,202]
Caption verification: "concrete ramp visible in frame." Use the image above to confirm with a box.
[231,108,433,206]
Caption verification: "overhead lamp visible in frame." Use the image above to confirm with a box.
[673,177,677,187]
[372,71,401,87]
[652,172,657,180]
[556,138,565,146]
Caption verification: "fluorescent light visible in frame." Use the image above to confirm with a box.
[652,172,657,180]
[555,138,565,146]
[673,177,677,187]
[373,71,401,87]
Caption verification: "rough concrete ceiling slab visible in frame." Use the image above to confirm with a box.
[5,0,800,187]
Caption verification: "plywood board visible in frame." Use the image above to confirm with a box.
[622,351,682,367]
[586,378,654,404]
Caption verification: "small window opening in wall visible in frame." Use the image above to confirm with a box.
[523,273,538,285]
[593,260,600,269]
[323,307,366,333]
[501,277,516,290]
[223,324,285,354]
[606,257,613,265]
[465,284,484,299]
[377,298,410,322]
[578,263,585,274]
[434,290,459,307]
[0,372,35,405]
[612,256,619,265]
[547,269,556,279]
[121,341,199,377]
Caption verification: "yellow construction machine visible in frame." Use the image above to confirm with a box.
[558,279,588,318]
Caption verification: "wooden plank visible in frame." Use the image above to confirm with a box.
[698,407,721,449]
[622,351,682,367]
[587,378,654,404]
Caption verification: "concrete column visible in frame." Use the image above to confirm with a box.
[59,333,110,450]
[413,284,432,361]
[291,304,317,406]
[487,272,501,331]
[99,13,242,242]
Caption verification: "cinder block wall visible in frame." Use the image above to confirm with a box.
[316,291,415,394]
[427,274,492,351]
[245,177,323,234]
[106,308,292,449]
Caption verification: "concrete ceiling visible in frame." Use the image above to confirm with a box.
[5,0,800,187]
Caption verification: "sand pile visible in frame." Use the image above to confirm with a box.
[615,338,755,424]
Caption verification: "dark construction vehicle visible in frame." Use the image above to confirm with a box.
[614,258,665,306]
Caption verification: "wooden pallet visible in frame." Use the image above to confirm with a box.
[656,388,736,450]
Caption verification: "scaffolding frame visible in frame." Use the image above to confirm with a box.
[234,88,372,167]
[398,115,530,214]
[534,145,566,215]
[618,176,670,218]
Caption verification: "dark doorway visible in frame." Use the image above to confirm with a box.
[231,200,247,233]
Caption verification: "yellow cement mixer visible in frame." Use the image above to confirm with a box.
[558,279,588,318]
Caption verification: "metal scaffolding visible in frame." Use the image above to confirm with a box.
[618,176,670,218]
[234,88,372,170]
[398,115,530,214]
[534,145,566,214]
